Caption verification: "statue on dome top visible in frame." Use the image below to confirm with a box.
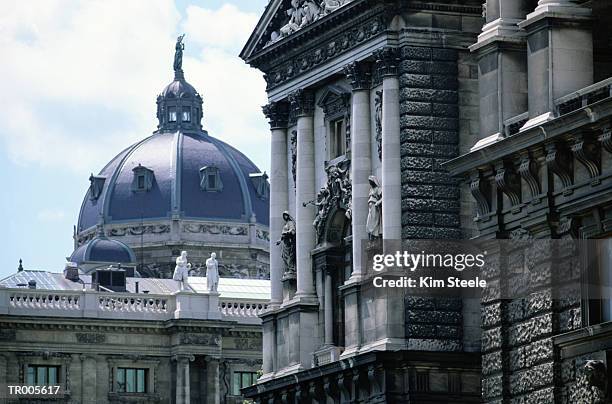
[173,34,185,72]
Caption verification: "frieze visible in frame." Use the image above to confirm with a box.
[0,329,16,342]
[107,224,170,237]
[76,332,107,344]
[290,130,298,189]
[264,14,385,90]
[256,228,270,241]
[183,223,248,236]
[234,337,263,351]
[266,0,355,47]
[179,333,221,346]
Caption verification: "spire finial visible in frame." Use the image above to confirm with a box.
[173,34,185,77]
[18,259,23,272]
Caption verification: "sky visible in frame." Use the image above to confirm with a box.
[0,0,270,279]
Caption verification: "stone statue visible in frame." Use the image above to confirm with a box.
[173,251,191,291]
[173,34,185,72]
[366,176,382,239]
[307,187,331,241]
[279,0,305,38]
[205,252,220,292]
[276,211,296,275]
[300,1,321,28]
[321,0,343,15]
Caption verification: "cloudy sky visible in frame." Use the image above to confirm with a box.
[0,0,270,279]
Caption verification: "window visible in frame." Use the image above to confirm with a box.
[89,175,106,201]
[182,107,191,122]
[116,368,147,393]
[250,172,270,199]
[168,107,177,122]
[199,166,223,192]
[329,118,346,159]
[132,164,154,192]
[26,365,59,385]
[231,371,257,395]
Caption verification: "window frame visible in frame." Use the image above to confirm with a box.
[116,367,148,393]
[26,365,60,385]
[199,166,223,192]
[328,117,347,160]
[231,371,258,396]
[168,106,177,123]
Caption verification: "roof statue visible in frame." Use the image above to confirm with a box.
[173,34,185,73]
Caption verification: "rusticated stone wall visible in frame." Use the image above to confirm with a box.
[399,46,464,351]
[481,239,582,403]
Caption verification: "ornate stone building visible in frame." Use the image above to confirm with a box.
[241,0,612,402]
[0,38,273,404]
[75,36,270,280]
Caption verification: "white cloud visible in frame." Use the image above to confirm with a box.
[182,4,260,50]
[0,1,270,175]
[37,208,67,222]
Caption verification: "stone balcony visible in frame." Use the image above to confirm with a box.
[0,287,267,325]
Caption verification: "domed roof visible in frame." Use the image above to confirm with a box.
[77,37,269,236]
[77,131,269,232]
[70,235,136,265]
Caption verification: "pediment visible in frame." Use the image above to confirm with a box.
[240,0,357,62]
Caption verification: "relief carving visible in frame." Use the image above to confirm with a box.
[76,333,106,344]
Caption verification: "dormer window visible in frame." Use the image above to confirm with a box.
[182,107,191,123]
[132,164,154,192]
[200,166,223,192]
[250,172,270,199]
[89,175,106,201]
[168,107,177,122]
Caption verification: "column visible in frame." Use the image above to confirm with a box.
[174,355,194,404]
[375,48,402,240]
[290,89,317,299]
[324,270,334,345]
[205,357,220,404]
[519,0,592,130]
[470,0,530,150]
[344,61,372,280]
[262,101,290,307]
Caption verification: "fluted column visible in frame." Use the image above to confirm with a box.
[290,89,317,299]
[344,61,372,280]
[263,101,290,308]
[375,48,402,240]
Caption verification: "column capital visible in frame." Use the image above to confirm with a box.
[289,89,315,118]
[374,47,400,77]
[344,61,372,91]
[262,101,290,130]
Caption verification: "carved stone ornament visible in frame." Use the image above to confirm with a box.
[343,61,371,91]
[179,333,220,346]
[494,161,521,207]
[108,224,170,237]
[182,223,247,236]
[374,47,400,77]
[571,134,601,183]
[374,90,383,161]
[469,171,491,218]
[266,0,354,46]
[305,160,351,243]
[545,142,573,191]
[366,175,382,239]
[264,14,385,90]
[290,130,298,189]
[262,101,289,129]
[76,333,106,344]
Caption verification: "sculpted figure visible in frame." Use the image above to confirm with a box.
[366,176,382,239]
[276,211,296,275]
[300,1,321,28]
[279,0,305,37]
[309,187,331,240]
[205,252,220,292]
[173,251,191,291]
[321,0,343,15]
[173,34,185,72]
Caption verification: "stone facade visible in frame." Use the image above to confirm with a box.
[242,0,612,402]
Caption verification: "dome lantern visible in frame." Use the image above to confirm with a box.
[156,35,203,133]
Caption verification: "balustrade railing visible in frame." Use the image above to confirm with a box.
[1,288,265,324]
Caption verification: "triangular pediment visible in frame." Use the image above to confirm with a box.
[240,0,357,63]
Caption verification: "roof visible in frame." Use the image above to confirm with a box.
[0,270,271,302]
[70,236,136,265]
[77,131,270,232]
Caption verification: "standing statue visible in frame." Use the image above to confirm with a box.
[276,211,296,275]
[366,176,382,239]
[173,34,185,72]
[205,252,220,292]
[300,1,321,28]
[321,0,343,15]
[279,0,305,37]
[173,251,191,291]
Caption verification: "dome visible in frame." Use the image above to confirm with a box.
[70,235,136,265]
[77,131,269,232]
[161,72,198,99]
